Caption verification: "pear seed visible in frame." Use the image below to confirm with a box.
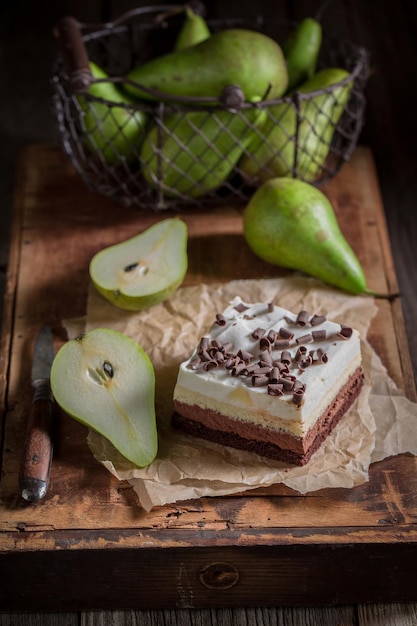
[103,361,114,378]
[124,262,138,272]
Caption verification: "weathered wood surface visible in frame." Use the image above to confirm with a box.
[1,0,417,623]
[1,143,417,614]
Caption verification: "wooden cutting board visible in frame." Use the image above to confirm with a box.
[0,143,416,611]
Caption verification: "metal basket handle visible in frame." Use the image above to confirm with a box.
[53,16,93,94]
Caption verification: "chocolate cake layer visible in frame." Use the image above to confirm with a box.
[172,366,364,466]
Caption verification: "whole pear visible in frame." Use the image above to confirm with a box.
[243,177,368,294]
[239,68,352,183]
[140,105,267,198]
[282,17,323,92]
[124,29,288,102]
[79,61,148,164]
[174,5,210,50]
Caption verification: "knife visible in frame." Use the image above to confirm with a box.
[19,325,55,502]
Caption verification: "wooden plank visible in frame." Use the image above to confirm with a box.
[0,143,417,611]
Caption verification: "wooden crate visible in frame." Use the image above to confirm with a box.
[0,144,416,611]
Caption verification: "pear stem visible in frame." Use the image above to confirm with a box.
[362,287,400,301]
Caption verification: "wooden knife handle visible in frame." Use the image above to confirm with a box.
[19,385,54,502]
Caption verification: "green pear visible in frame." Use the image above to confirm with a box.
[239,68,352,183]
[243,177,368,294]
[50,328,158,467]
[124,29,288,102]
[174,5,210,50]
[79,61,148,164]
[89,218,188,310]
[282,17,323,92]
[140,105,267,198]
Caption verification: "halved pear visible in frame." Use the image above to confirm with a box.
[50,328,158,467]
[89,218,188,310]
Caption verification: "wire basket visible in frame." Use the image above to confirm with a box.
[51,4,370,211]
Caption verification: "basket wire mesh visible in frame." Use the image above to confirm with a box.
[51,6,370,211]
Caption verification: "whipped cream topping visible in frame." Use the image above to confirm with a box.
[174,297,362,437]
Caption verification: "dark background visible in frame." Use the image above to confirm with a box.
[1,0,417,623]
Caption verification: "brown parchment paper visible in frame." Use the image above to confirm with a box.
[65,276,417,511]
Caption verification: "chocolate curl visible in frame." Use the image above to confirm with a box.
[293,380,305,393]
[280,350,291,365]
[296,310,309,326]
[295,345,307,361]
[267,302,274,313]
[296,333,312,345]
[252,375,270,387]
[211,339,223,350]
[317,348,328,364]
[338,325,353,340]
[280,377,294,391]
[198,336,209,352]
[284,315,294,325]
[310,314,326,326]
[242,363,259,375]
[298,355,312,370]
[222,341,234,354]
[278,327,294,340]
[225,356,238,370]
[199,349,212,362]
[269,367,280,383]
[237,349,253,362]
[292,388,305,405]
[312,329,327,341]
[260,349,273,365]
[276,361,290,374]
[188,357,202,370]
[234,302,249,313]
[204,360,218,371]
[274,339,290,350]
[214,350,225,363]
[253,365,272,376]
[215,313,227,326]
[267,329,277,343]
[268,383,284,396]
[251,327,265,340]
[259,336,272,350]
[231,362,247,376]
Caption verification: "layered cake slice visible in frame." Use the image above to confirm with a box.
[172,297,364,466]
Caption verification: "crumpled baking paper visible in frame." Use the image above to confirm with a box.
[64,276,417,511]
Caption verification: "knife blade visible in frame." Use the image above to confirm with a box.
[19,325,55,502]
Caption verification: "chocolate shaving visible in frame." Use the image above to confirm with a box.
[204,360,218,371]
[292,389,304,405]
[237,349,253,362]
[231,362,247,376]
[215,313,227,326]
[199,349,212,362]
[268,383,284,396]
[296,333,312,345]
[317,348,328,364]
[278,327,294,340]
[280,350,291,365]
[295,346,308,360]
[312,329,326,341]
[296,310,309,326]
[234,302,249,313]
[252,375,270,387]
[267,302,274,313]
[338,325,353,340]
[260,349,273,365]
[222,341,234,354]
[269,367,280,383]
[298,355,312,370]
[199,337,209,351]
[188,357,201,370]
[259,336,272,350]
[274,339,290,349]
[251,327,265,340]
[253,366,272,376]
[267,329,277,343]
[310,314,326,326]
